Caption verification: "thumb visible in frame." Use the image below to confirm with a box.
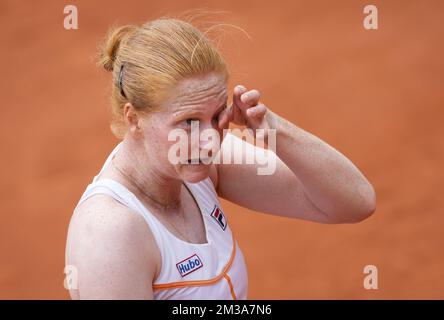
[232,85,248,125]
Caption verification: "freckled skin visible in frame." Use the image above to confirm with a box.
[140,72,228,183]
[65,72,227,299]
[66,71,375,299]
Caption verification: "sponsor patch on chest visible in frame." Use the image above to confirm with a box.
[176,254,203,277]
[210,205,227,230]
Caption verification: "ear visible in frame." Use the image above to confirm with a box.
[123,103,142,136]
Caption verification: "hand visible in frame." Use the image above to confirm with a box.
[218,85,273,140]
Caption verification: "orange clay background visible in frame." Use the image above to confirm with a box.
[0,0,443,299]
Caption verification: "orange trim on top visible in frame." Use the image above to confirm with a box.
[152,231,236,291]
[223,273,237,300]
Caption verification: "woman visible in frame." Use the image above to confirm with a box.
[65,18,376,300]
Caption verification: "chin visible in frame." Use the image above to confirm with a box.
[179,164,211,183]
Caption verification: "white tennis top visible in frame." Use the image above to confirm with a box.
[75,142,248,300]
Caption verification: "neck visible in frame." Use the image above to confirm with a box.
[111,137,184,211]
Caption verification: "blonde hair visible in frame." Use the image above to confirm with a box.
[98,18,229,138]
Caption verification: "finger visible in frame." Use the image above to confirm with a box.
[233,85,247,107]
[246,103,267,118]
[218,105,231,129]
[233,85,248,124]
[240,89,261,108]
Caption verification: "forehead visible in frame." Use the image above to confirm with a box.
[164,73,227,112]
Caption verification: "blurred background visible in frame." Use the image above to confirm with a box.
[0,0,443,299]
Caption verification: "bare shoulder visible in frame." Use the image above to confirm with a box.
[66,194,160,299]
[68,194,158,250]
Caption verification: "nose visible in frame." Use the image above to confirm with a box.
[195,123,221,160]
[199,141,214,159]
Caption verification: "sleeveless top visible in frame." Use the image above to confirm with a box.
[75,142,248,299]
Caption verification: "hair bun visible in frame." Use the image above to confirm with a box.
[99,25,137,72]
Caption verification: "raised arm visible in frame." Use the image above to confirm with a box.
[215,86,376,224]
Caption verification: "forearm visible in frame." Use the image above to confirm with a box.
[268,110,376,222]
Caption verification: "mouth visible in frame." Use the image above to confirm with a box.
[187,158,211,164]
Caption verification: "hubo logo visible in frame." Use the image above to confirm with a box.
[168,122,277,175]
[176,254,203,277]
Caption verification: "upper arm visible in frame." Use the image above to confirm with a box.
[65,195,159,299]
[215,132,333,223]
